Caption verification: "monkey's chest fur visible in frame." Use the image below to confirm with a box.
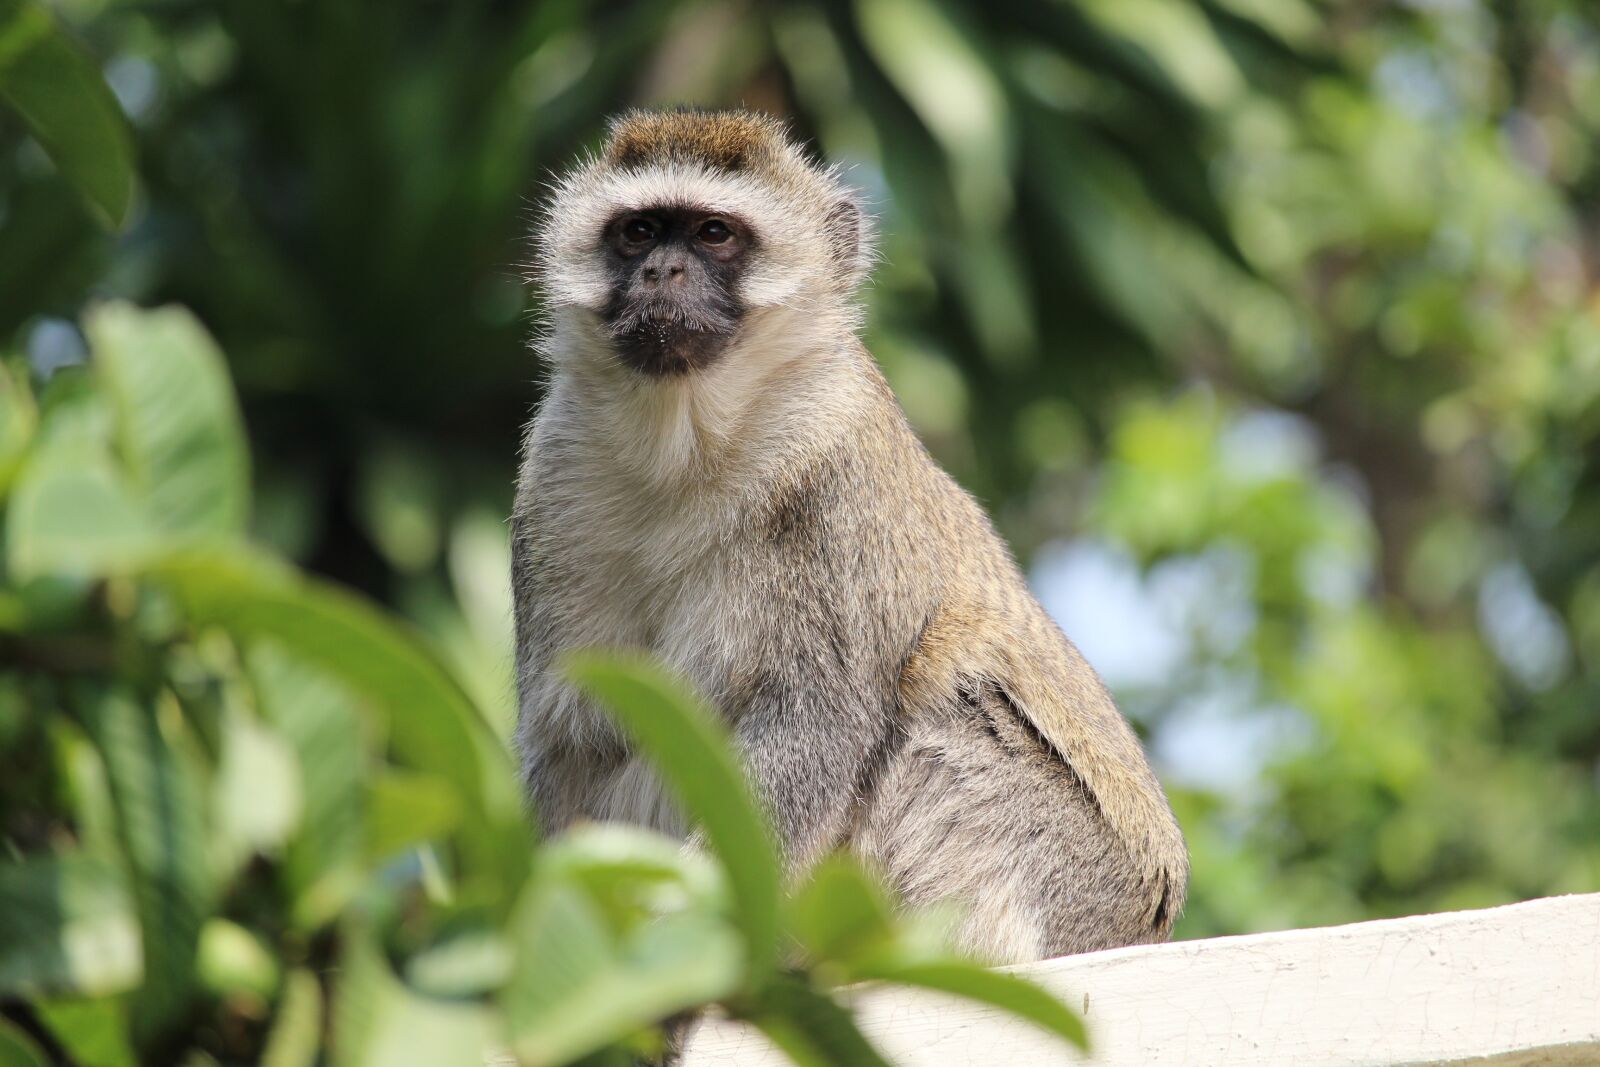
[511,367,1187,963]
[512,451,786,827]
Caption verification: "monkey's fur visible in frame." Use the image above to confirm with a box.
[513,109,1188,962]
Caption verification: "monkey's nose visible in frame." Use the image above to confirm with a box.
[642,264,685,283]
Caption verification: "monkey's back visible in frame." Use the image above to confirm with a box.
[751,351,1189,959]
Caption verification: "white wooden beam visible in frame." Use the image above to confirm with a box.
[685,893,1600,1067]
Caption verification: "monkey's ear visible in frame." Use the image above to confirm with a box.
[824,197,869,281]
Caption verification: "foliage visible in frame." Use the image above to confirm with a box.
[0,304,1086,1063]
[1,0,1597,1024]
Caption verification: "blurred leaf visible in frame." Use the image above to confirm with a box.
[261,968,322,1067]
[334,923,497,1067]
[247,642,365,928]
[749,975,892,1067]
[32,999,136,1067]
[0,359,36,495]
[504,873,743,1067]
[356,443,443,573]
[82,685,213,1042]
[405,930,511,998]
[0,854,141,998]
[5,453,156,580]
[197,918,279,1000]
[146,550,526,894]
[86,303,249,539]
[564,652,780,978]
[849,959,1088,1051]
[788,855,895,965]
[0,1019,47,1067]
[214,709,303,872]
[366,769,462,861]
[0,0,135,227]
[857,0,1009,224]
[540,824,729,934]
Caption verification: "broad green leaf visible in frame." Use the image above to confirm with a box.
[540,824,729,934]
[749,975,893,1067]
[787,855,895,965]
[81,685,214,1041]
[87,303,249,538]
[504,875,608,1052]
[261,968,323,1067]
[197,918,280,1000]
[564,652,780,978]
[0,1019,47,1067]
[0,0,135,227]
[52,719,120,862]
[333,924,497,1067]
[0,854,141,998]
[5,453,156,580]
[214,709,303,873]
[247,643,364,928]
[150,552,511,816]
[33,999,136,1067]
[366,769,463,861]
[147,550,528,898]
[405,930,511,998]
[849,960,1088,1051]
[504,872,742,1067]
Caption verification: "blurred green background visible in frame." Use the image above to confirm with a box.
[8,0,1600,948]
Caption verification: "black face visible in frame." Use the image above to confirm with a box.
[600,206,752,376]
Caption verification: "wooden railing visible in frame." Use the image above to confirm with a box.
[685,893,1600,1066]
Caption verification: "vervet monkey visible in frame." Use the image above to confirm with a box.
[512,109,1188,962]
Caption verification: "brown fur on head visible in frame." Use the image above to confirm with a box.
[603,109,790,173]
[534,108,873,350]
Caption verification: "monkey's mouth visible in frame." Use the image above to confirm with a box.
[605,300,739,376]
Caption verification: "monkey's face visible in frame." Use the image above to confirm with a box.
[599,206,751,376]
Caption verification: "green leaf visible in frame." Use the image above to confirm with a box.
[0,358,36,497]
[787,855,895,965]
[87,302,250,539]
[261,968,323,1067]
[5,452,157,580]
[366,769,463,861]
[247,643,365,929]
[0,854,141,998]
[147,550,527,896]
[504,871,743,1067]
[197,918,280,1000]
[564,652,780,978]
[849,960,1088,1052]
[0,1019,48,1067]
[0,0,136,227]
[540,824,730,935]
[214,709,303,873]
[333,924,497,1067]
[32,999,136,1067]
[749,975,893,1067]
[152,552,509,809]
[404,930,511,998]
[81,685,214,1042]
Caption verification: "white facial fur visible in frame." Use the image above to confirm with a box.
[535,151,871,310]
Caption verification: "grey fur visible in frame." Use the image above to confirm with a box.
[513,110,1188,963]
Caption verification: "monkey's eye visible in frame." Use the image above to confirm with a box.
[621,217,658,243]
[696,219,732,245]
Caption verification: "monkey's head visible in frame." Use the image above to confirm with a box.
[536,109,872,377]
